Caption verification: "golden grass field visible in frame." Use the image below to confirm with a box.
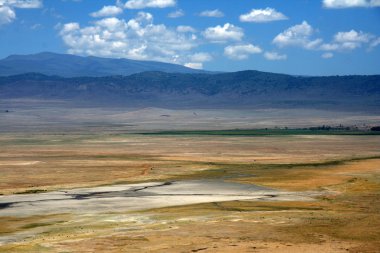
[0,132,380,252]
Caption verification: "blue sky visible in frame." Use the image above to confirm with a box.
[0,0,379,75]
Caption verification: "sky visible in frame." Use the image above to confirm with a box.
[0,0,379,76]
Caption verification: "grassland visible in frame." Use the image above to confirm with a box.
[0,132,380,252]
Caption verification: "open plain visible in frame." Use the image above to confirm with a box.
[1,106,380,252]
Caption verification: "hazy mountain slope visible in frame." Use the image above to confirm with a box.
[1,71,379,111]
[0,52,205,77]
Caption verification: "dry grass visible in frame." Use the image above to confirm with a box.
[1,134,380,194]
[1,133,380,252]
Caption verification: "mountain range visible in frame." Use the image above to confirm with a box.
[1,67,379,112]
[0,52,379,112]
[0,52,205,77]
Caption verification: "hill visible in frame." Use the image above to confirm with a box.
[1,71,379,111]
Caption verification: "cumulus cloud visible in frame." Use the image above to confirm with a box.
[240,8,287,23]
[124,0,176,9]
[0,0,42,25]
[59,12,200,65]
[264,51,287,60]
[224,44,262,60]
[203,23,244,43]
[90,5,123,18]
[176,25,195,33]
[273,22,379,56]
[333,30,372,49]
[168,9,183,18]
[319,30,374,51]
[323,0,380,8]
[321,52,334,58]
[199,9,224,18]
[272,21,321,49]
[335,30,372,43]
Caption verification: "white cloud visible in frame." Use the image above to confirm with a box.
[319,43,340,51]
[0,0,42,25]
[0,5,15,25]
[274,22,379,55]
[90,5,123,18]
[273,20,380,57]
[264,51,287,60]
[124,0,176,9]
[0,0,42,8]
[168,9,183,18]
[321,52,334,58]
[224,44,262,60]
[59,12,199,65]
[333,30,372,50]
[184,62,203,69]
[323,0,380,8]
[304,38,324,50]
[189,52,212,62]
[61,22,80,33]
[199,9,224,18]
[273,21,319,48]
[319,30,374,51]
[176,25,195,33]
[240,8,287,23]
[334,30,371,43]
[203,23,244,43]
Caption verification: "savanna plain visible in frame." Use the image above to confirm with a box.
[1,105,380,253]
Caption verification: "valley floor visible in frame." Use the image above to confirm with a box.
[0,131,380,252]
[1,101,380,252]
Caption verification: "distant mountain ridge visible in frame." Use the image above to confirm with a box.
[1,71,379,112]
[0,52,206,77]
